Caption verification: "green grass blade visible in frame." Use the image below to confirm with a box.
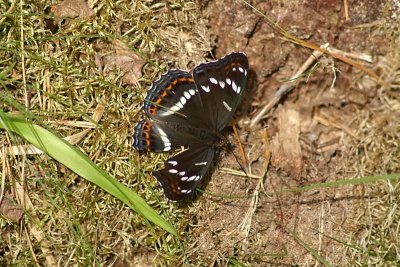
[286,228,333,267]
[283,174,400,193]
[0,114,177,236]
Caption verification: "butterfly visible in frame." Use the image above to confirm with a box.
[133,52,249,201]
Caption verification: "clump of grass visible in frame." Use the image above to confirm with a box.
[346,47,400,265]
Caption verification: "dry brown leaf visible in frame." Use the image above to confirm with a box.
[0,196,24,222]
[270,106,303,177]
[101,39,145,85]
[52,0,94,19]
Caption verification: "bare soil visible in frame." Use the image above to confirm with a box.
[183,0,397,265]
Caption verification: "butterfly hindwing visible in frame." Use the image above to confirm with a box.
[133,119,218,152]
[153,145,215,201]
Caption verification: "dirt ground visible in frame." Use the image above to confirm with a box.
[181,0,398,265]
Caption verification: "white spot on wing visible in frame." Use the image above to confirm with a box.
[169,169,178,173]
[181,176,189,181]
[161,90,193,116]
[161,98,184,116]
[219,81,225,88]
[156,126,171,151]
[184,91,191,99]
[238,67,244,73]
[181,189,192,194]
[244,69,247,76]
[223,101,232,112]
[195,162,207,166]
[201,85,210,92]
[232,81,238,93]
[168,161,178,166]
[178,171,185,176]
[226,78,232,85]
[180,96,187,105]
[209,77,218,84]
[170,105,180,112]
[187,176,197,181]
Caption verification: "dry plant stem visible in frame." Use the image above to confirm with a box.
[219,167,262,179]
[24,226,40,267]
[250,43,330,128]
[328,46,373,63]
[15,181,57,266]
[0,148,6,203]
[19,0,28,108]
[343,0,350,21]
[238,180,260,236]
[314,111,358,139]
[232,124,249,173]
[238,129,270,236]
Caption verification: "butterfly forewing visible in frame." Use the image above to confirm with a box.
[193,52,249,131]
[144,69,213,129]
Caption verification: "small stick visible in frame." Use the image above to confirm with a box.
[343,0,350,21]
[232,124,249,174]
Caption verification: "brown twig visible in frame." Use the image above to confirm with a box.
[232,124,249,173]
[343,0,350,21]
[250,43,330,127]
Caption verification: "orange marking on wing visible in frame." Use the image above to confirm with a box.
[148,105,157,115]
[178,77,192,83]
[171,183,181,194]
[224,62,242,70]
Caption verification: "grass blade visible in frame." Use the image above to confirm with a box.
[0,114,177,236]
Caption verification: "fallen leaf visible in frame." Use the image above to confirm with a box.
[101,39,145,85]
[52,0,94,19]
[0,196,24,223]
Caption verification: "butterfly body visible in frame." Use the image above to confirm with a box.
[133,52,249,201]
